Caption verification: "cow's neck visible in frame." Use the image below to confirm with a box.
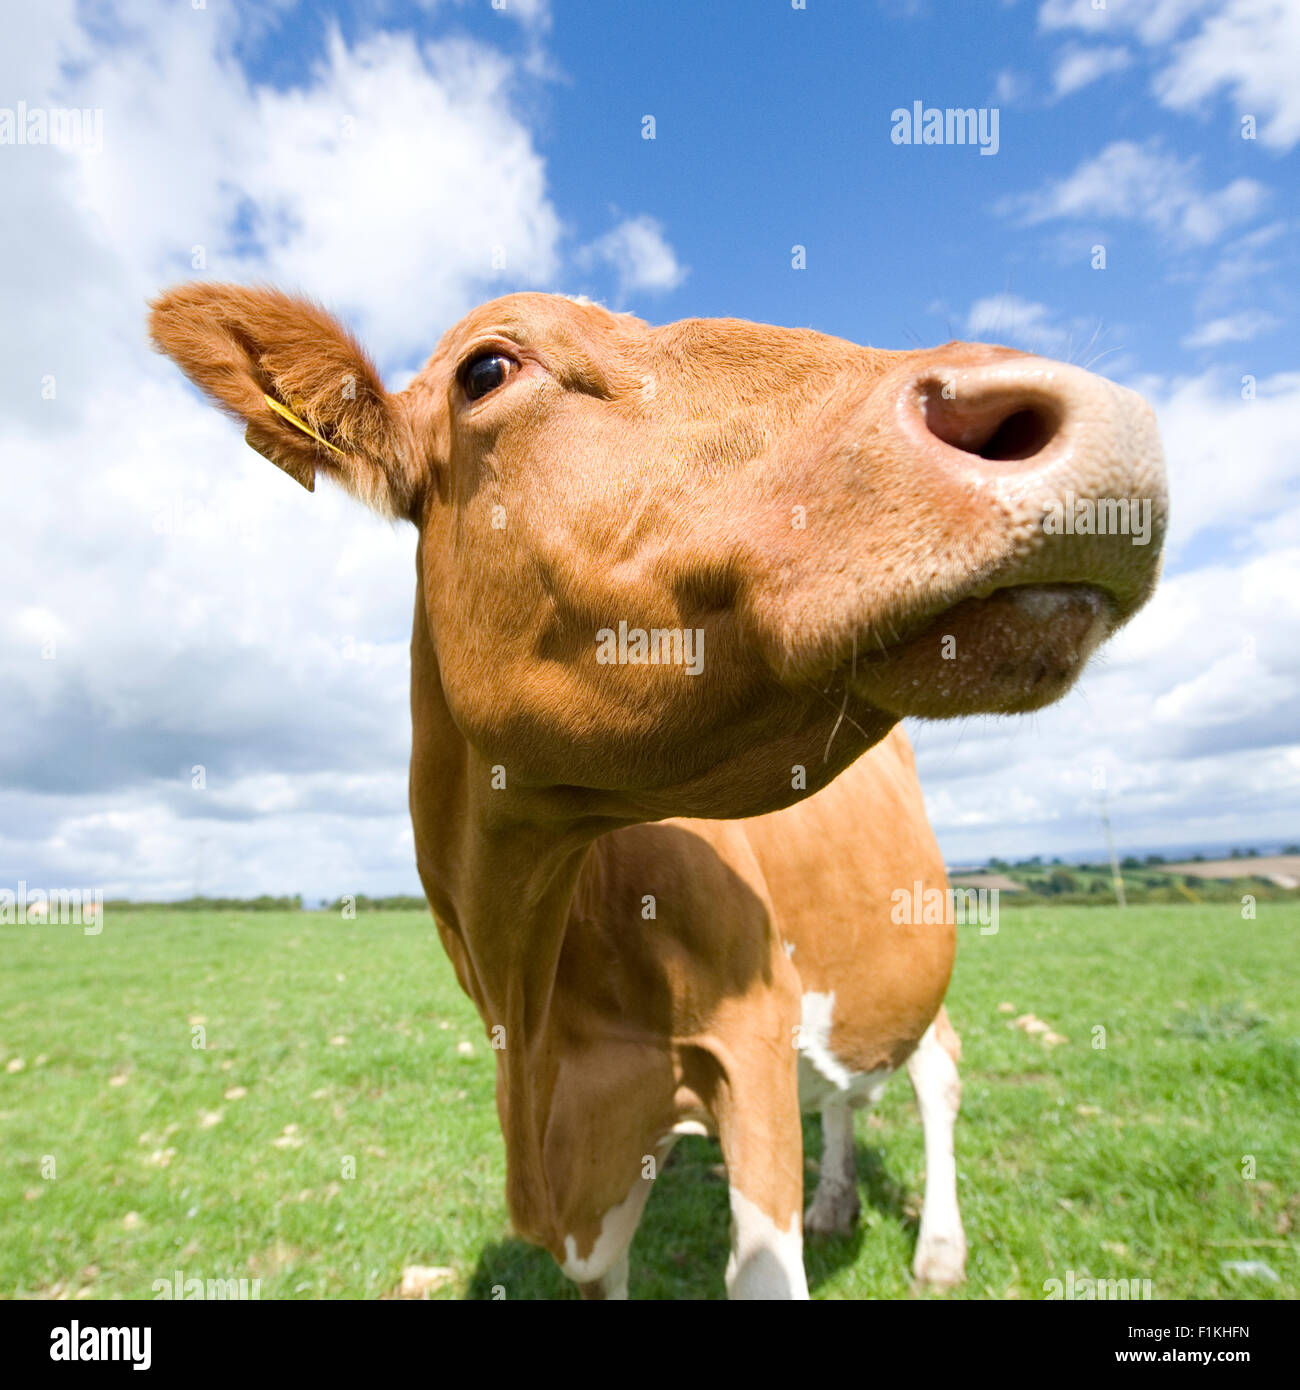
[408,591,617,1241]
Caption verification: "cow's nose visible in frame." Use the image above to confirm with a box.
[896,350,1164,504]
[889,349,1168,612]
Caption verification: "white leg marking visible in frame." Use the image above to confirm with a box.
[725,1188,809,1300]
[907,1022,967,1287]
[587,1250,629,1301]
[804,1097,861,1235]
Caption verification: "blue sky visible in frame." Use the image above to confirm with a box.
[3,0,1298,897]
[250,2,1295,380]
[224,0,1297,581]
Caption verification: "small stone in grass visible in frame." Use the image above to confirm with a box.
[272,1122,303,1150]
[399,1265,454,1297]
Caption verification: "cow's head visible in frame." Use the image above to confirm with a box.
[150,287,1166,820]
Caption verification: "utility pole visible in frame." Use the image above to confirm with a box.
[1099,789,1126,909]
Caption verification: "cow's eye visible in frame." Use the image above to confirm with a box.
[461,351,517,401]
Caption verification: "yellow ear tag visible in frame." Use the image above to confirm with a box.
[261,392,347,458]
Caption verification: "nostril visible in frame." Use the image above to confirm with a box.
[975,408,1055,461]
[922,393,1060,463]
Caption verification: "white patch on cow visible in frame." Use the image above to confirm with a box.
[796,990,892,1110]
[726,1187,809,1300]
[906,1021,967,1287]
[639,373,657,401]
[798,991,851,1087]
[784,940,795,957]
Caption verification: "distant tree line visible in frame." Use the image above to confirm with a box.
[104,895,304,911]
[330,894,429,913]
[102,895,436,912]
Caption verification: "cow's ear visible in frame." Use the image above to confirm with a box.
[149,282,418,519]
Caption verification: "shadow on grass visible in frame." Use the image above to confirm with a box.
[465,1120,917,1300]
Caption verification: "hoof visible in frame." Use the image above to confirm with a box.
[803,1184,860,1237]
[912,1232,967,1288]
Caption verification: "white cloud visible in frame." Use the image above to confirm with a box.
[1039,0,1216,45]
[578,214,687,301]
[0,1,582,899]
[1185,220,1289,316]
[964,294,1113,360]
[54,18,563,368]
[1155,0,1300,149]
[1127,369,1300,556]
[1042,0,1300,150]
[1180,310,1280,347]
[239,31,563,360]
[998,139,1268,246]
[994,69,1029,104]
[1052,43,1133,96]
[1152,649,1293,728]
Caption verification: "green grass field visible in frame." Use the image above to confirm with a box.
[2,902,1295,1300]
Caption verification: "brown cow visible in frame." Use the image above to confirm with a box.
[149,287,1166,1298]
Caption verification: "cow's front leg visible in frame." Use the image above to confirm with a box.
[725,1179,807,1300]
[697,993,809,1299]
